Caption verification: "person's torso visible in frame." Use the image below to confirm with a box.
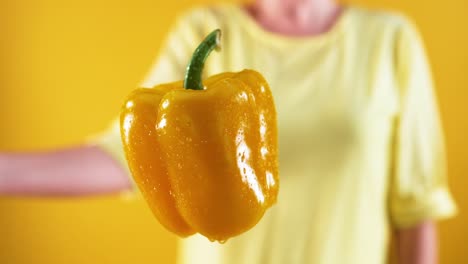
[177,5,405,264]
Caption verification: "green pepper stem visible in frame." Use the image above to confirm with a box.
[183,29,221,90]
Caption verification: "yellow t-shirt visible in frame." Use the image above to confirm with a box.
[95,4,457,264]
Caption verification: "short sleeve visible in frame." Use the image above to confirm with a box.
[389,19,457,228]
[139,8,211,88]
[88,119,129,177]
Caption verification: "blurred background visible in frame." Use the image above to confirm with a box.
[0,0,466,263]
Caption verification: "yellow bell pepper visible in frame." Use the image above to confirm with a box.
[120,29,279,242]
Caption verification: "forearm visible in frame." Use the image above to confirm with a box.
[395,221,437,264]
[0,145,131,196]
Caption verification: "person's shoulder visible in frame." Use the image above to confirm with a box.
[347,6,418,33]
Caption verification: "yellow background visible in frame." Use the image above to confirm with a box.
[0,0,466,263]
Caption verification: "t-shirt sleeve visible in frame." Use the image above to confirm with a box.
[389,19,458,228]
[89,9,208,188]
[139,8,209,88]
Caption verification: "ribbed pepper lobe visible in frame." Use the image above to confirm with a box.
[120,70,278,242]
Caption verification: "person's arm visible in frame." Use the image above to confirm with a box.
[389,18,458,264]
[395,221,437,264]
[0,145,131,196]
[0,9,208,197]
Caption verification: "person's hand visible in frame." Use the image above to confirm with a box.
[0,152,14,193]
[0,153,6,191]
